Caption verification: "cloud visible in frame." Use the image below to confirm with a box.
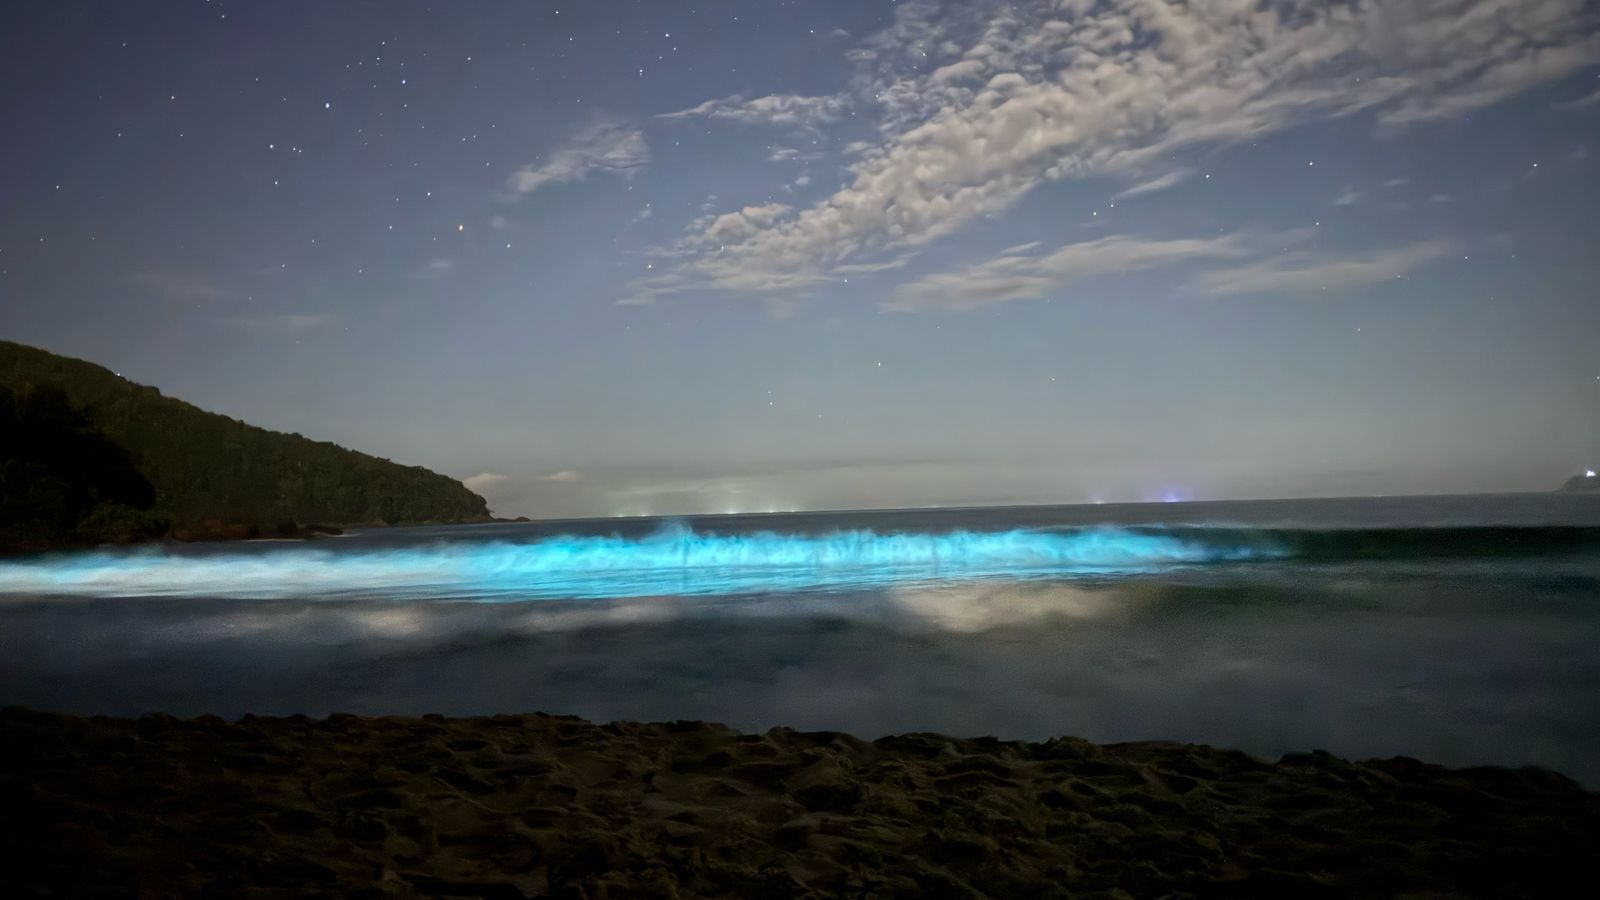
[634,0,1599,305]
[883,230,1456,312]
[462,473,508,494]
[131,271,229,303]
[697,203,793,247]
[930,58,987,84]
[1197,241,1453,296]
[605,476,748,500]
[1333,189,1361,206]
[504,119,650,198]
[537,470,583,483]
[768,146,825,163]
[1378,28,1600,126]
[1555,84,1600,108]
[599,458,945,506]
[419,258,454,278]
[1114,170,1193,199]
[885,234,1248,312]
[659,93,848,129]
[849,0,975,106]
[224,313,330,332]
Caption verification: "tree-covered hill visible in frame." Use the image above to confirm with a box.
[1561,472,1599,493]
[1,382,168,548]
[1,340,489,546]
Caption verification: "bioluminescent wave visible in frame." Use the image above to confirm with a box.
[0,525,1275,601]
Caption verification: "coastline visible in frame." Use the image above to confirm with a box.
[0,516,504,558]
[7,707,1596,898]
[8,489,1597,558]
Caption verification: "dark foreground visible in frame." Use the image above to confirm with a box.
[4,709,1597,899]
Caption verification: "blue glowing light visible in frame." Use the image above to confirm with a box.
[0,524,1278,602]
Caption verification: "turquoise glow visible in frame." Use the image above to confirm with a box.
[0,524,1278,602]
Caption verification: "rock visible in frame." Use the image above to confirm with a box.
[785,758,863,811]
[1558,471,1599,492]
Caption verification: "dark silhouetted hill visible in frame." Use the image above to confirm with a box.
[1,382,168,549]
[1560,472,1599,493]
[1,341,489,548]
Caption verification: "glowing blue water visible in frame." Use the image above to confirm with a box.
[0,524,1276,601]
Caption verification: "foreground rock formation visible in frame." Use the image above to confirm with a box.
[4,708,1596,898]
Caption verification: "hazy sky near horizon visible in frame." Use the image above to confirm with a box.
[2,0,1598,518]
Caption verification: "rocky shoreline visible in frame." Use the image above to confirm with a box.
[5,707,1596,898]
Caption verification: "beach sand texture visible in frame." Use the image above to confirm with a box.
[5,707,1597,898]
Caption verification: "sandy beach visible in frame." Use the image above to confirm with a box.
[5,707,1596,898]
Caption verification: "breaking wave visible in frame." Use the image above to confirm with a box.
[1,524,1260,601]
[2,523,1595,602]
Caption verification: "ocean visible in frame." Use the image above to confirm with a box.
[4,493,1599,784]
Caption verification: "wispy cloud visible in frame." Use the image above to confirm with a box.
[885,234,1249,313]
[537,469,583,483]
[462,473,508,494]
[634,0,1598,306]
[660,93,848,130]
[1555,84,1600,108]
[418,258,454,278]
[1380,30,1600,125]
[768,146,825,163]
[131,271,229,303]
[1115,170,1192,199]
[1197,241,1454,296]
[224,313,330,332]
[504,118,650,199]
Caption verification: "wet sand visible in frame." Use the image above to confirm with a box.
[4,707,1596,898]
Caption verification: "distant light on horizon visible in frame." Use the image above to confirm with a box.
[1587,469,1596,478]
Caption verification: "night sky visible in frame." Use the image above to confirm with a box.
[3,0,1597,518]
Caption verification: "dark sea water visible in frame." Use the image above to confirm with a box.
[4,493,1600,784]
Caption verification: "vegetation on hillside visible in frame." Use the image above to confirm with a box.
[1,383,169,549]
[1561,472,1599,493]
[0,341,489,548]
